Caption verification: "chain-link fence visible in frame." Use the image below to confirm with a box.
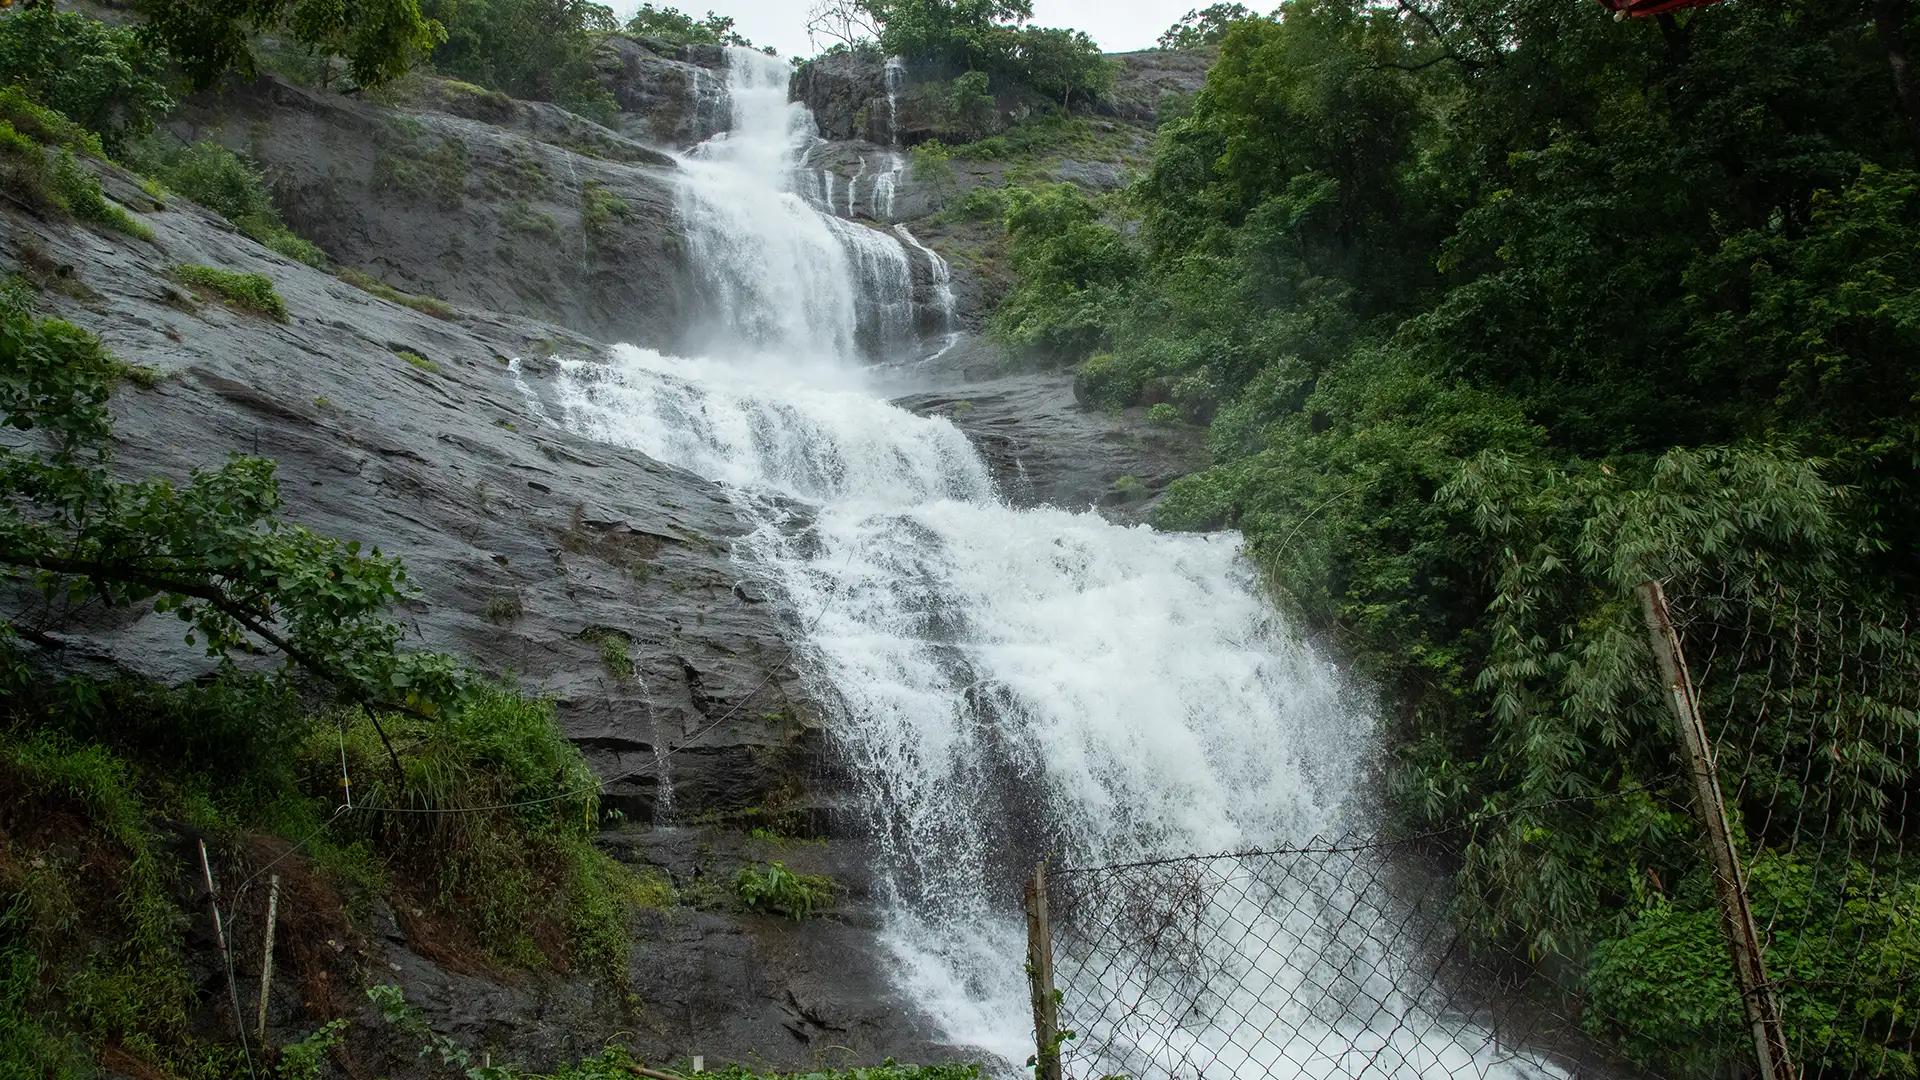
[1019,580,1920,1079]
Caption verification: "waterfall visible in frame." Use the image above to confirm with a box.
[874,56,908,220]
[895,224,956,334]
[674,49,922,358]
[536,45,1552,1079]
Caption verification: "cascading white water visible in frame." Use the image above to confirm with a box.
[676,48,929,357]
[872,57,908,220]
[537,46,1555,1079]
[895,224,956,333]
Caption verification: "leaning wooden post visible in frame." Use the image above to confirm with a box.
[256,874,280,1046]
[198,841,251,1056]
[1638,581,1796,1080]
[1024,861,1063,1080]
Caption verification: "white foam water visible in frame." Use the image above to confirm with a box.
[534,45,1557,1080]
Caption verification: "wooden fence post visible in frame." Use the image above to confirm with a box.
[198,840,253,1067]
[1024,861,1063,1080]
[1638,580,1796,1080]
[256,873,280,1046]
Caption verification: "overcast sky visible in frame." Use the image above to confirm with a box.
[616,2,1201,60]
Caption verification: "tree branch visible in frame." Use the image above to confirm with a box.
[2,551,437,724]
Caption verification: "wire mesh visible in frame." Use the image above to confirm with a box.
[1032,578,1920,1080]
[1670,575,1920,1079]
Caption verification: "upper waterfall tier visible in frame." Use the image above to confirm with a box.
[673,48,949,361]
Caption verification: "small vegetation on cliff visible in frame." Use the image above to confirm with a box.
[734,861,836,920]
[175,263,288,319]
[337,267,457,318]
[129,138,328,266]
[373,122,470,208]
[396,347,441,373]
[580,179,634,245]
[0,91,148,240]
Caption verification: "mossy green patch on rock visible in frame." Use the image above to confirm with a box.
[173,264,286,319]
[337,267,455,319]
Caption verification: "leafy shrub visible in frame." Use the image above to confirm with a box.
[0,118,61,212]
[0,85,103,155]
[1587,854,1920,1078]
[321,686,644,970]
[274,1019,350,1080]
[943,69,994,137]
[0,7,172,151]
[0,97,145,237]
[0,274,32,319]
[734,861,835,920]
[991,184,1137,361]
[134,0,444,91]
[128,139,327,266]
[1146,402,1180,426]
[50,151,150,239]
[910,140,957,196]
[373,124,468,207]
[174,264,287,319]
[1074,351,1144,408]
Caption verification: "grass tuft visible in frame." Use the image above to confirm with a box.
[337,267,455,319]
[395,348,440,374]
[173,264,286,320]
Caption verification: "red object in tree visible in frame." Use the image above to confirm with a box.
[1597,0,1723,16]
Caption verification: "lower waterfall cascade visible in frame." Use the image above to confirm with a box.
[530,46,1557,1079]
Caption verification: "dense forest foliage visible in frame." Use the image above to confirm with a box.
[996,0,1920,1071]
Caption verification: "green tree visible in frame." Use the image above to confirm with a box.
[864,0,1033,70]
[425,0,616,118]
[0,302,460,711]
[1156,3,1260,49]
[991,184,1139,359]
[0,6,172,150]
[1011,25,1111,108]
[135,0,444,90]
[625,3,757,47]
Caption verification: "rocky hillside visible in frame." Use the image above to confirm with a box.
[2,31,1210,1076]
[1,131,968,1067]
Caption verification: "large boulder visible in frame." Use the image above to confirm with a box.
[166,74,699,351]
[793,49,889,142]
[591,34,732,148]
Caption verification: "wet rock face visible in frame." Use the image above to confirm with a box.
[166,74,699,351]
[0,158,811,831]
[592,34,732,148]
[891,340,1209,523]
[1095,48,1216,125]
[793,49,890,143]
